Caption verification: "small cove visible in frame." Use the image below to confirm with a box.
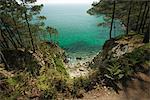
[40,4,124,61]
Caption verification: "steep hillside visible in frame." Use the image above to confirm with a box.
[82,33,150,100]
[0,43,69,99]
[0,33,149,100]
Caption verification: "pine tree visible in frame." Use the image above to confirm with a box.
[109,0,116,39]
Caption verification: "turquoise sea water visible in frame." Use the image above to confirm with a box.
[41,4,124,57]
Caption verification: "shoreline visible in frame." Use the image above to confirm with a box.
[65,51,100,78]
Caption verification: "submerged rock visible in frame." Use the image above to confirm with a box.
[76,57,82,60]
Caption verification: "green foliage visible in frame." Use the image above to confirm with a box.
[42,89,57,100]
[1,0,149,99]
[105,63,124,81]
[0,0,69,99]
[37,74,50,90]
[46,26,59,43]
[0,0,48,51]
[124,43,150,72]
[127,46,148,60]
[54,57,68,76]
[2,50,41,76]
[36,65,69,99]
[88,36,149,90]
[1,42,148,99]
[102,43,149,87]
[8,91,21,100]
[88,0,150,41]
[6,77,17,86]
[0,71,33,99]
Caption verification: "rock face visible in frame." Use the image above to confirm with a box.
[110,44,128,59]
[90,34,145,68]
[101,39,129,60]
[100,35,144,60]
[101,39,118,60]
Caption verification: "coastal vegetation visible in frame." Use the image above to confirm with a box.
[0,0,150,99]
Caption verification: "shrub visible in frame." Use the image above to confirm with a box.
[104,63,124,81]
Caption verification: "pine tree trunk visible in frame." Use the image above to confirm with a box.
[109,0,116,39]
[4,11,22,48]
[24,11,36,52]
[142,6,149,33]
[138,2,147,34]
[0,40,6,48]
[1,29,17,49]
[143,20,150,43]
[126,1,132,35]
[0,19,18,49]
[0,50,9,70]
[22,0,36,52]
[6,24,21,48]
[11,11,23,47]
[0,30,9,48]
[135,2,144,31]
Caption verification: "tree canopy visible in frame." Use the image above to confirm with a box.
[0,0,58,51]
[88,0,150,42]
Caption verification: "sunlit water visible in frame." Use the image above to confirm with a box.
[40,4,124,58]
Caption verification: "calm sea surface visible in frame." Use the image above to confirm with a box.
[41,4,124,57]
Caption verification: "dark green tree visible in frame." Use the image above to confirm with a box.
[109,0,116,39]
[88,0,150,43]
[0,0,45,50]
